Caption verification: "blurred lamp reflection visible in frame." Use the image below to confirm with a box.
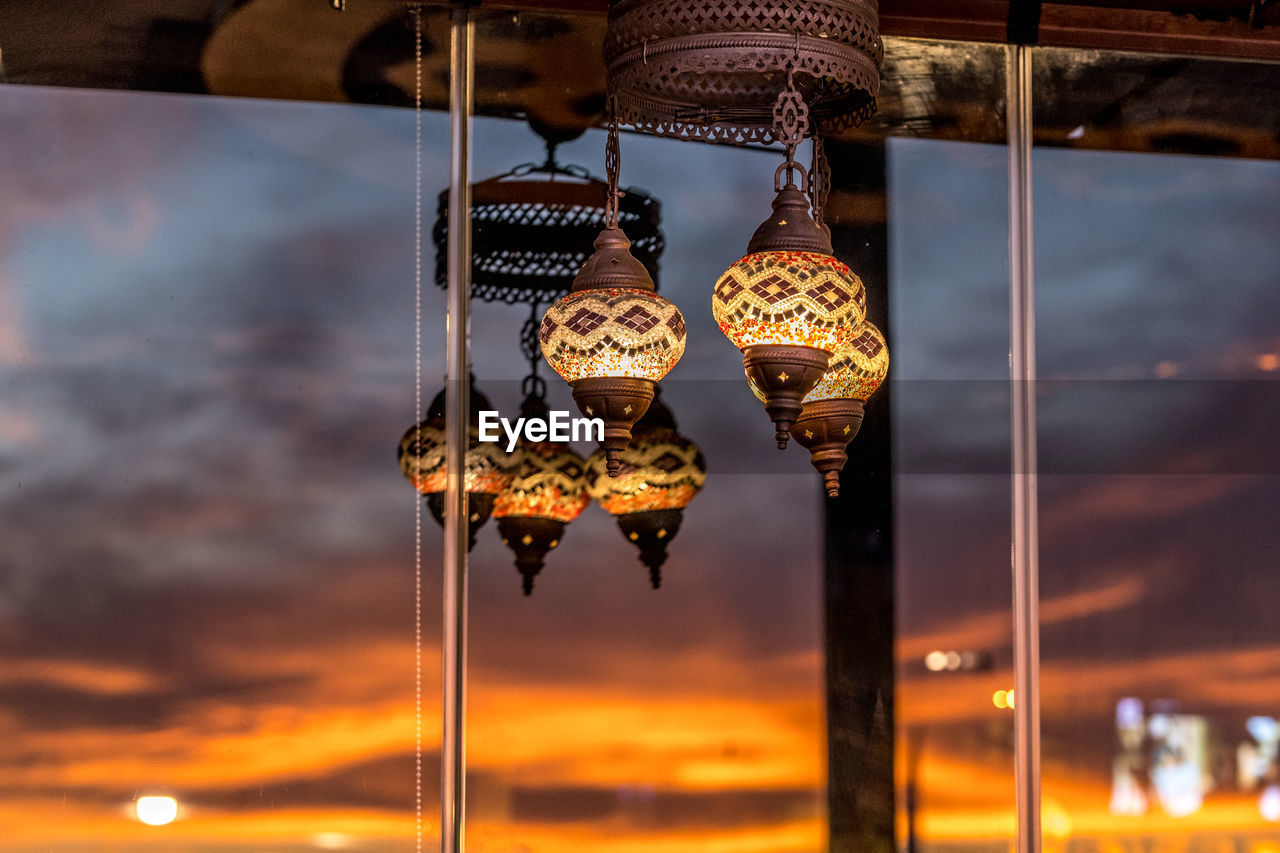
[397,381,515,551]
[494,386,591,595]
[584,390,707,588]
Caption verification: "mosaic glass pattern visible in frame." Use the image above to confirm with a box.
[583,426,707,515]
[749,320,889,404]
[713,250,867,352]
[539,288,687,383]
[397,419,515,497]
[493,441,590,524]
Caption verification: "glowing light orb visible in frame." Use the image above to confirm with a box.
[749,321,889,405]
[713,251,865,353]
[397,419,513,498]
[1261,785,1280,822]
[494,442,590,523]
[539,288,686,383]
[135,795,178,826]
[584,427,707,515]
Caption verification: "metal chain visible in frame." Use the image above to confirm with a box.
[520,301,549,415]
[771,66,811,192]
[810,134,831,228]
[604,98,624,228]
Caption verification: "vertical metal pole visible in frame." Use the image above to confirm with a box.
[443,5,473,853]
[1007,43,1042,853]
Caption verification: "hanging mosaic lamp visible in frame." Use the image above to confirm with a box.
[584,391,706,589]
[713,168,866,449]
[493,385,591,595]
[751,321,889,498]
[397,382,514,551]
[540,107,686,476]
[605,0,881,453]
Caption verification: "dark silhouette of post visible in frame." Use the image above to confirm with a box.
[823,138,895,853]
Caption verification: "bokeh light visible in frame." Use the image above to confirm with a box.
[135,795,178,826]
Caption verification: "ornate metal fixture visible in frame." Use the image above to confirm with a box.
[540,105,687,475]
[605,0,883,144]
[584,390,707,589]
[432,130,664,305]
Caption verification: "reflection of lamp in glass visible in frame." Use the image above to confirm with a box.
[753,322,888,497]
[493,382,590,595]
[397,382,514,551]
[584,391,706,589]
[433,122,663,305]
[540,106,686,476]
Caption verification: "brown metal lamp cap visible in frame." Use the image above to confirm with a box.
[743,345,831,449]
[789,398,866,498]
[571,227,656,293]
[747,185,833,255]
[497,516,568,596]
[570,376,655,475]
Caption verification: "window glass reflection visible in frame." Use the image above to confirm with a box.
[0,83,444,849]
[1034,47,1280,850]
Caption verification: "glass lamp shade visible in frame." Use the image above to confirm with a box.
[539,288,686,383]
[493,440,590,595]
[584,424,707,588]
[584,427,706,515]
[712,251,866,353]
[397,418,512,498]
[805,321,889,403]
[750,321,889,405]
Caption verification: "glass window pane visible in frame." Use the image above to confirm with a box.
[0,66,450,848]
[462,13,1013,851]
[1033,46,1280,850]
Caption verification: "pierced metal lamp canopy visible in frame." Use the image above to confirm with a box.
[604,0,883,144]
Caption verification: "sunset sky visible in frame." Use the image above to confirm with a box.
[0,59,1278,853]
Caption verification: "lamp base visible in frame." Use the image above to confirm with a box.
[617,508,685,590]
[426,491,497,552]
[571,376,655,476]
[497,516,568,596]
[743,345,830,449]
[789,398,865,498]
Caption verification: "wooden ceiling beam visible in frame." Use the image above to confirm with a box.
[422,0,1280,61]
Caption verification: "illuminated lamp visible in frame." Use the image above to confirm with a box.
[715,180,866,449]
[397,383,514,551]
[540,107,686,476]
[603,0,882,453]
[584,391,706,589]
[493,393,590,595]
[753,321,888,497]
